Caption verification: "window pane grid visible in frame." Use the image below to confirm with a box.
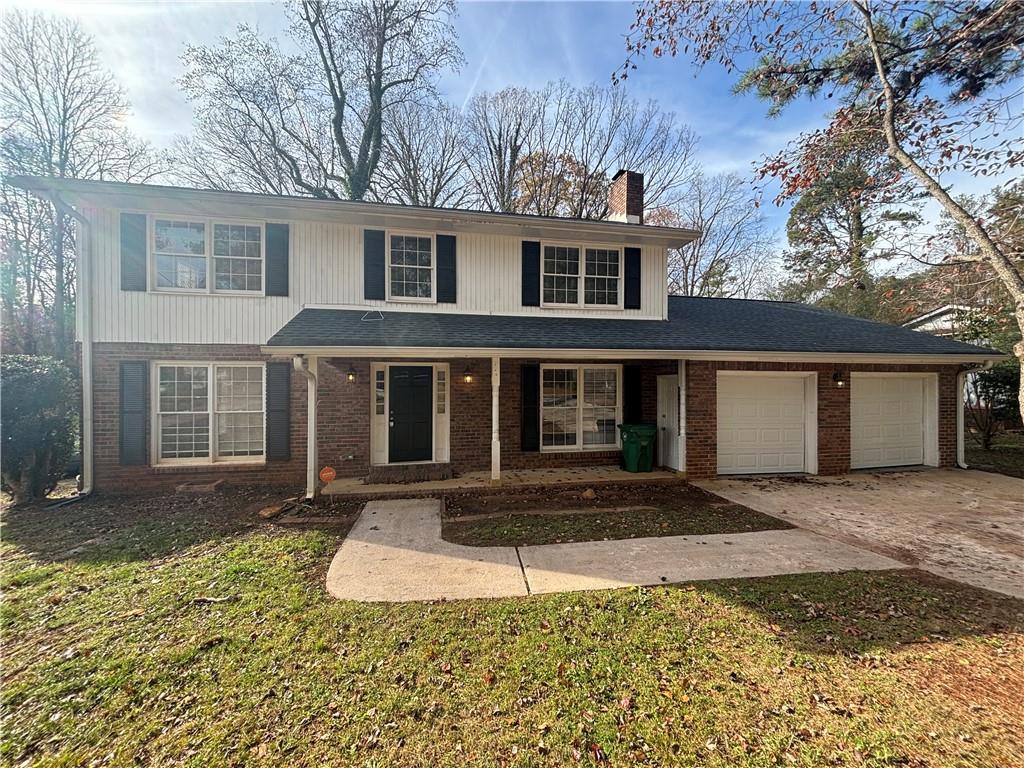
[375,370,385,415]
[155,220,207,290]
[157,364,264,462]
[213,224,262,292]
[584,248,620,306]
[436,369,446,415]
[541,367,618,450]
[542,245,580,305]
[389,234,432,298]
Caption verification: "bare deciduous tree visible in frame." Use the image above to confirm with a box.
[374,101,468,207]
[465,81,697,219]
[0,9,163,359]
[650,173,773,298]
[178,0,461,201]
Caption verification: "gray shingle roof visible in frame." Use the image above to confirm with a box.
[266,296,999,357]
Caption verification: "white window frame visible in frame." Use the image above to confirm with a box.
[148,215,267,296]
[540,240,624,310]
[151,361,267,467]
[539,363,622,452]
[385,230,437,304]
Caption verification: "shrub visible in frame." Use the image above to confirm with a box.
[1,355,77,504]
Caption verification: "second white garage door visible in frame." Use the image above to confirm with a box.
[850,375,928,469]
[717,374,811,474]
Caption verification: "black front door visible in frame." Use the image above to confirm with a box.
[388,366,433,463]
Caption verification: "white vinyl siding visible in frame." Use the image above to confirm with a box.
[154,362,265,465]
[81,207,668,344]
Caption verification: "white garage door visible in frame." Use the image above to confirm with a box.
[851,376,925,469]
[717,375,808,474]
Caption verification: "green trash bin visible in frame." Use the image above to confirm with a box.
[618,423,658,472]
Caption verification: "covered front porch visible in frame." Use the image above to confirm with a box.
[280,351,687,498]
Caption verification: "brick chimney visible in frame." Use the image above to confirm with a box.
[607,169,644,224]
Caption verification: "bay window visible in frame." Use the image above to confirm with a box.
[152,217,264,293]
[542,243,621,308]
[541,365,621,450]
[155,363,265,464]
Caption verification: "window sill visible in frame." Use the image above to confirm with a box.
[540,303,624,311]
[540,445,620,454]
[150,289,266,297]
[152,460,267,471]
[386,296,437,305]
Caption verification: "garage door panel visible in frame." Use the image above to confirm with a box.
[851,376,926,469]
[717,375,807,475]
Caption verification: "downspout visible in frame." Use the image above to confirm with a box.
[292,355,319,499]
[957,361,996,469]
[50,194,93,498]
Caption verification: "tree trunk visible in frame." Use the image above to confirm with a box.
[855,1,1024,424]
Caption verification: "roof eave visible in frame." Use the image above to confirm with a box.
[8,175,701,249]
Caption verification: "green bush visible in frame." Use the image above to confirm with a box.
[1,355,77,504]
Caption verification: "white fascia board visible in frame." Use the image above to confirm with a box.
[264,346,1007,364]
[9,176,699,249]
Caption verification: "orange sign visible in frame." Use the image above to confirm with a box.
[319,466,337,483]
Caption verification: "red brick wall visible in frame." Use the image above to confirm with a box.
[684,361,962,480]
[91,343,306,493]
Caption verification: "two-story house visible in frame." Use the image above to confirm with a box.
[13,171,1001,498]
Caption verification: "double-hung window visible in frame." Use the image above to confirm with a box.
[388,233,434,300]
[541,365,621,450]
[155,363,265,464]
[542,243,621,308]
[153,217,264,293]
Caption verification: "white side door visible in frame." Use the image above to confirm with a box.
[657,375,680,470]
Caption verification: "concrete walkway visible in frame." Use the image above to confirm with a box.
[698,469,1024,599]
[325,498,905,602]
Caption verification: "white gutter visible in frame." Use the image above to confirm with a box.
[292,355,319,499]
[262,345,1006,366]
[957,360,996,469]
[51,195,93,497]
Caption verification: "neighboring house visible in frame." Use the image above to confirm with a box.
[902,304,977,339]
[13,172,1003,498]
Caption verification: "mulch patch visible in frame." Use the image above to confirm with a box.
[441,481,793,547]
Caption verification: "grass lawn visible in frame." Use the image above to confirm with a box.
[966,431,1024,478]
[2,491,1023,767]
[443,483,791,547]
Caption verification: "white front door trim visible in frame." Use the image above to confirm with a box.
[369,362,450,466]
[657,374,681,471]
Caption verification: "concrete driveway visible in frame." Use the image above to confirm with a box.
[325,498,903,602]
[698,469,1024,599]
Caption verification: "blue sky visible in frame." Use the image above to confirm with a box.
[5,0,1012,256]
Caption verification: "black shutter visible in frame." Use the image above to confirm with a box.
[521,241,540,306]
[119,361,148,465]
[266,362,291,461]
[520,363,540,452]
[364,229,386,300]
[265,223,289,296]
[120,212,147,291]
[623,364,643,423]
[437,234,457,303]
[624,247,641,309]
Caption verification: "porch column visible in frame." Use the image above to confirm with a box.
[293,355,319,499]
[491,356,501,481]
[677,359,687,473]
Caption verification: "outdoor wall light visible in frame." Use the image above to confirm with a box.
[347,366,357,382]
[463,367,473,384]
[832,371,846,388]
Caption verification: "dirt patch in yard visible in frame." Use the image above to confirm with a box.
[442,482,792,547]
